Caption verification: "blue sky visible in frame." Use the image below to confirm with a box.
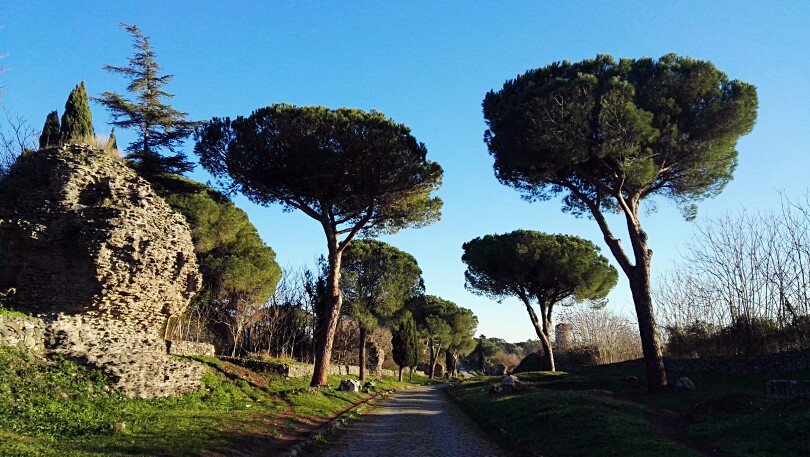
[2,1,808,342]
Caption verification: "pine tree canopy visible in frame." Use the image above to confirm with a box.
[157,175,282,308]
[97,23,196,175]
[341,239,424,331]
[409,295,478,349]
[483,54,758,220]
[196,104,443,238]
[462,230,618,308]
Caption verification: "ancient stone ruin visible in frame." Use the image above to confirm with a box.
[555,323,573,350]
[0,145,206,398]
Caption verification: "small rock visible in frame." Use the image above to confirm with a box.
[622,376,641,389]
[676,377,696,391]
[339,379,361,392]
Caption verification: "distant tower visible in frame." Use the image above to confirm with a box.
[555,323,573,350]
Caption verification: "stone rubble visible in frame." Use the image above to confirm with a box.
[0,315,45,352]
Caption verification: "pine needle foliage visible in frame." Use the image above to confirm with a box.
[96,23,196,175]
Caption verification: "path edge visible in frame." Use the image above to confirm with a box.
[283,386,404,457]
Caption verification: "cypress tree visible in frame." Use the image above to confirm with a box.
[393,313,420,382]
[404,314,420,381]
[39,110,60,148]
[108,127,118,150]
[392,318,408,382]
[60,81,94,144]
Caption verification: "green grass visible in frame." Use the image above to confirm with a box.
[447,369,810,457]
[0,307,28,317]
[0,348,416,456]
[0,296,28,317]
[448,373,696,457]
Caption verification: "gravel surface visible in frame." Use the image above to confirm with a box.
[314,384,506,457]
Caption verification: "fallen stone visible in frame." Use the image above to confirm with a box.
[339,379,361,392]
[676,377,696,391]
[622,376,641,389]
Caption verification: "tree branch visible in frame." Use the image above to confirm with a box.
[561,180,635,275]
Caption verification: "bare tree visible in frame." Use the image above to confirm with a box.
[245,266,317,361]
[558,309,643,364]
[0,110,38,178]
[0,32,7,100]
[655,192,810,356]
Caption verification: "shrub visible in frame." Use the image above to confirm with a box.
[514,352,544,373]
[558,309,642,365]
[664,316,807,358]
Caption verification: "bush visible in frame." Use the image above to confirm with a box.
[490,351,521,372]
[513,352,544,373]
[665,316,808,358]
[664,321,721,359]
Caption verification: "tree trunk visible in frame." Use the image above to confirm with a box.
[358,326,368,381]
[230,320,242,358]
[578,187,668,393]
[428,339,441,379]
[398,366,403,382]
[623,205,668,392]
[429,341,436,379]
[477,338,485,371]
[543,337,555,372]
[310,238,343,387]
[628,261,668,392]
[522,299,556,371]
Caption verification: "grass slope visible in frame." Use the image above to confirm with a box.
[448,369,810,457]
[0,348,416,456]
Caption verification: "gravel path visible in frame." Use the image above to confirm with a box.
[314,384,505,457]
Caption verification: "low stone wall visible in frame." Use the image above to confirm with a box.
[0,314,45,352]
[217,357,290,376]
[571,349,810,375]
[167,340,215,357]
[218,357,395,379]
